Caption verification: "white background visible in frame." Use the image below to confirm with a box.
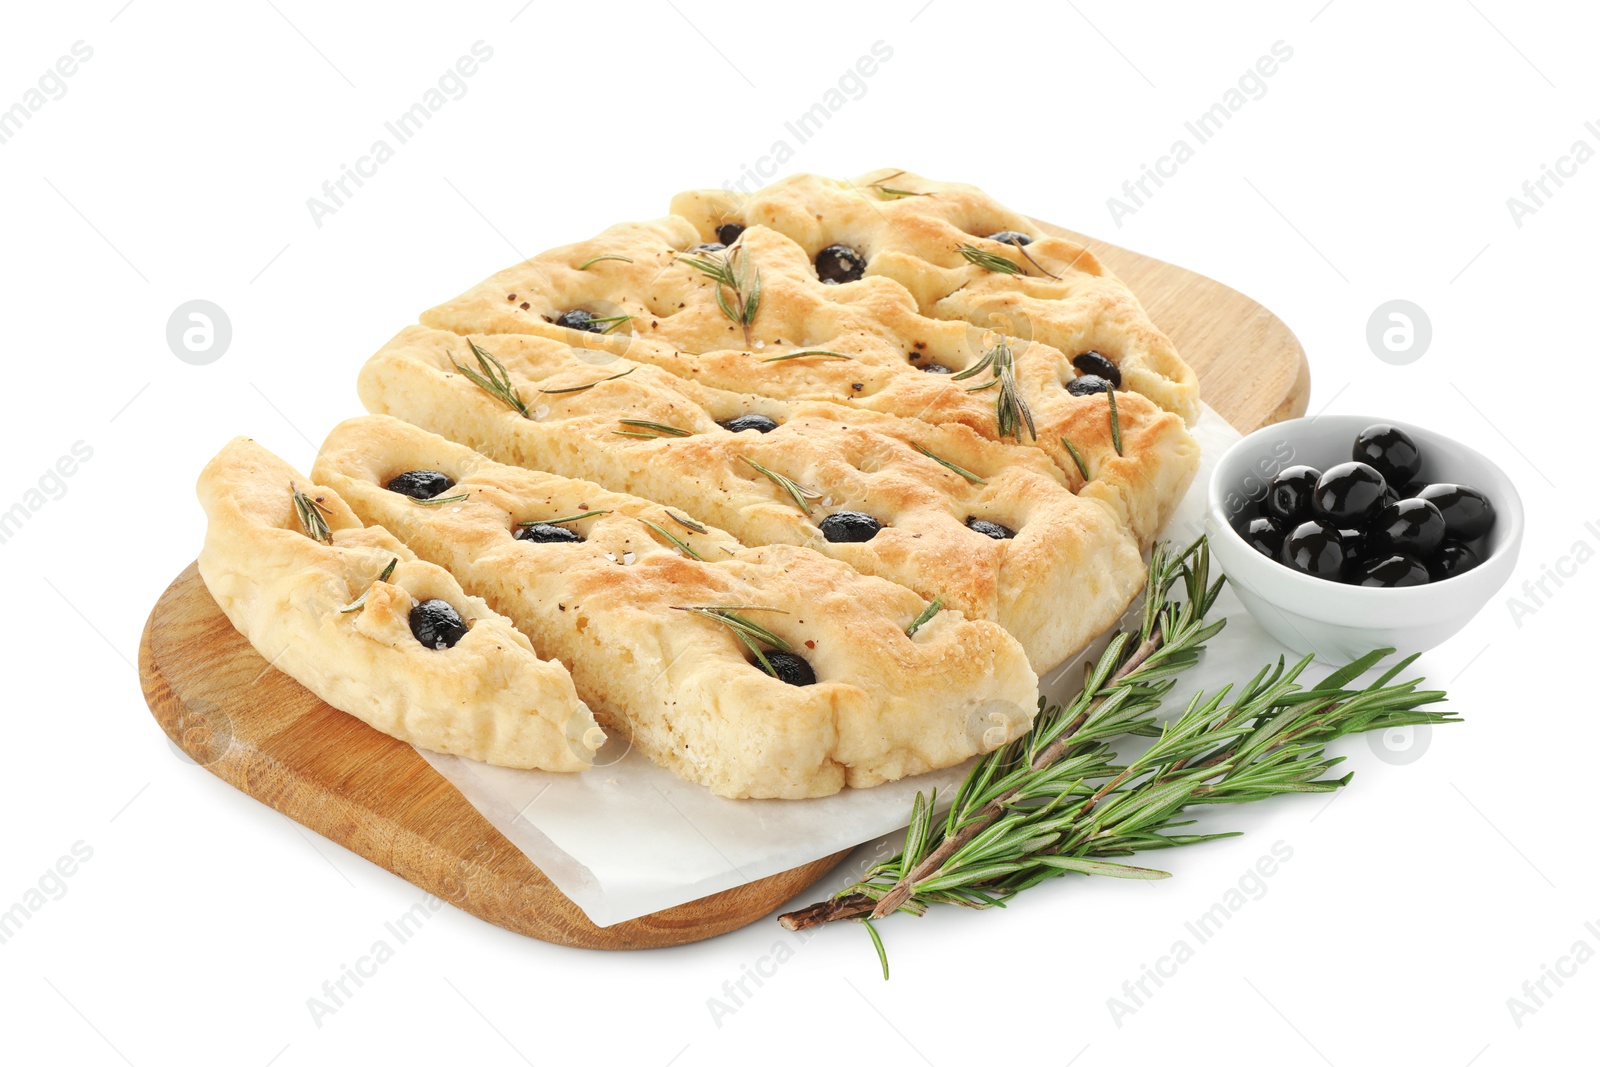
[2,1,1595,1063]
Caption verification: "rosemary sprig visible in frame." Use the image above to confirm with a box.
[615,418,692,439]
[291,482,332,544]
[993,233,1061,279]
[576,254,634,269]
[952,339,1035,442]
[587,314,634,335]
[778,539,1460,975]
[411,493,469,507]
[1061,437,1091,480]
[741,456,822,514]
[517,510,610,527]
[640,518,703,561]
[539,367,636,395]
[912,442,987,485]
[453,339,530,418]
[340,557,398,613]
[957,243,1024,275]
[674,605,790,676]
[679,246,761,346]
[761,349,852,363]
[905,597,944,638]
[1108,388,1123,455]
[867,170,930,200]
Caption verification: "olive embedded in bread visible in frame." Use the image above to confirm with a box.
[716,222,745,245]
[815,244,866,284]
[1071,352,1121,388]
[1066,375,1112,397]
[761,651,816,686]
[385,470,455,500]
[554,309,602,333]
[818,511,883,543]
[409,599,468,649]
[719,414,779,434]
[965,517,1016,540]
[516,523,584,544]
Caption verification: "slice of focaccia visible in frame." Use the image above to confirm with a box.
[355,325,1149,673]
[197,437,602,771]
[312,415,1041,800]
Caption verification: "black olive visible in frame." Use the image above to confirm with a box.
[1066,375,1112,397]
[1353,424,1422,487]
[386,470,455,500]
[716,222,745,245]
[1356,553,1430,588]
[818,511,882,543]
[1312,462,1388,525]
[1338,527,1368,577]
[1429,540,1483,581]
[920,362,954,374]
[1071,351,1122,388]
[815,244,866,284]
[1281,519,1346,580]
[1415,483,1495,541]
[1371,498,1446,559]
[409,599,468,649]
[555,309,602,333]
[1265,465,1321,524]
[761,650,816,686]
[966,517,1016,540]
[719,414,779,434]
[984,230,1033,246]
[689,242,726,252]
[1238,515,1286,559]
[516,523,584,544]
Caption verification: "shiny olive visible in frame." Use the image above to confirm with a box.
[386,470,454,500]
[815,244,866,284]
[409,599,468,649]
[1312,462,1388,525]
[716,222,745,245]
[1266,465,1321,524]
[818,511,882,543]
[720,414,779,434]
[1281,519,1347,580]
[1071,351,1121,388]
[1239,515,1286,559]
[1429,540,1483,581]
[1352,424,1422,487]
[1338,527,1368,576]
[516,523,584,544]
[1066,375,1112,397]
[1415,483,1495,541]
[1356,553,1430,588]
[985,230,1033,245]
[966,517,1016,540]
[761,650,816,686]
[554,309,604,332]
[1371,498,1446,559]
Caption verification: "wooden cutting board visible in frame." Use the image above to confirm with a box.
[140,219,1308,950]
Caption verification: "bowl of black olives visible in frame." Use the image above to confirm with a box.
[1206,416,1522,662]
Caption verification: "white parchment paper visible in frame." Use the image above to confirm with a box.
[418,404,1250,926]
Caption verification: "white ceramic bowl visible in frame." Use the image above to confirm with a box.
[1205,415,1523,663]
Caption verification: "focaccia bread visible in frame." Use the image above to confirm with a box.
[197,437,602,771]
[416,169,1199,536]
[355,325,1150,672]
[312,415,1041,799]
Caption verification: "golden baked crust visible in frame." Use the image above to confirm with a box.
[313,415,1042,799]
[197,437,601,771]
[355,325,1150,673]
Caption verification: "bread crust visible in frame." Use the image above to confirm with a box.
[197,437,601,771]
[313,415,1042,799]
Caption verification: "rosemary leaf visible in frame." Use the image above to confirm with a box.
[997,234,1061,279]
[412,493,469,507]
[1061,437,1091,480]
[618,418,692,438]
[673,606,791,677]
[761,349,853,363]
[539,367,636,395]
[1107,388,1123,455]
[577,254,634,269]
[911,443,987,485]
[954,340,1034,442]
[741,456,822,514]
[905,597,944,638]
[340,557,398,613]
[517,510,610,526]
[291,482,332,544]
[666,510,707,533]
[640,518,703,561]
[679,246,761,345]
